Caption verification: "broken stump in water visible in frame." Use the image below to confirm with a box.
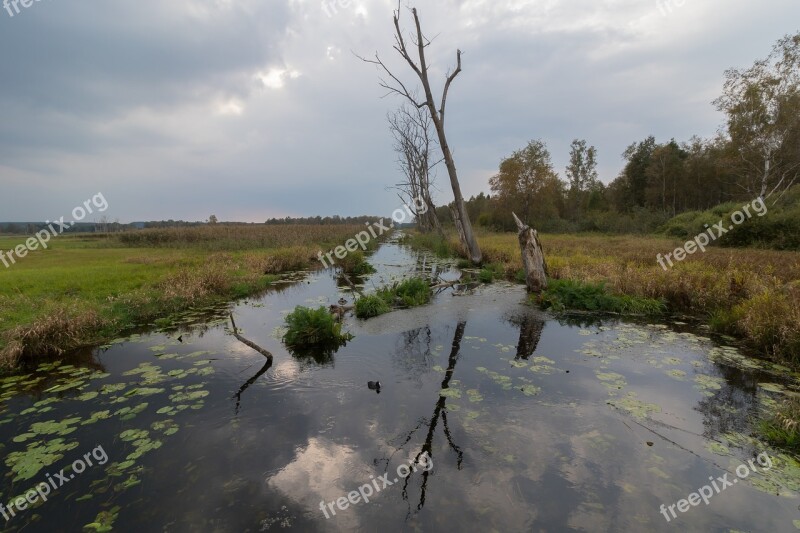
[512,212,548,293]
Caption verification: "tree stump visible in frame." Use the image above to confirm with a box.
[512,212,548,293]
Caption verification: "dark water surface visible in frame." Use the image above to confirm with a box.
[2,235,799,532]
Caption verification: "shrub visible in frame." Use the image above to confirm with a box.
[283,306,352,355]
[354,295,391,319]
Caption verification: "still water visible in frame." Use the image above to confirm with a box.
[1,235,799,532]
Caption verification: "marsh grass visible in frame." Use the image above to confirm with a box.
[537,279,666,315]
[355,277,433,319]
[759,397,800,452]
[376,277,432,308]
[113,224,371,251]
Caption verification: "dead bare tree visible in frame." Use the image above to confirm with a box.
[360,4,482,264]
[388,104,444,236]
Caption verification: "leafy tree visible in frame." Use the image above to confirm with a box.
[714,32,800,199]
[617,135,657,209]
[645,139,687,214]
[565,139,599,219]
[489,140,563,226]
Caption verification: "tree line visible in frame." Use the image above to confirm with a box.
[439,32,800,235]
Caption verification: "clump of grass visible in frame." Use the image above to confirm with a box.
[338,251,376,276]
[536,279,666,316]
[478,268,495,283]
[283,306,352,355]
[0,306,109,368]
[354,295,391,319]
[758,397,800,452]
[477,263,504,283]
[377,277,432,308]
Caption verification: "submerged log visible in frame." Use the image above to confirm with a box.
[512,212,548,293]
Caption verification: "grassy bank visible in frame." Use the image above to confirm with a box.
[0,225,376,368]
[405,230,800,366]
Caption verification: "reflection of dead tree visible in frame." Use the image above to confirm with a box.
[386,321,466,516]
[229,314,274,414]
[513,314,545,360]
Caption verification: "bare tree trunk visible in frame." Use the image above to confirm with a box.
[360,6,482,263]
[388,105,442,234]
[512,212,548,293]
[428,198,445,239]
[450,204,467,255]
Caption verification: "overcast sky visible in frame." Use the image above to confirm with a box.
[1,0,797,222]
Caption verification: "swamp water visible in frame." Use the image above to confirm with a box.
[1,235,799,532]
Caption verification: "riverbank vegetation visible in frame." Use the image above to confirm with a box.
[0,225,373,369]
[403,230,800,366]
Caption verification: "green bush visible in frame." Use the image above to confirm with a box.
[659,187,800,250]
[354,295,391,319]
[536,279,666,315]
[283,306,352,354]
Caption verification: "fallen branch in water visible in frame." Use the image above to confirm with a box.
[339,272,364,297]
[229,313,273,361]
